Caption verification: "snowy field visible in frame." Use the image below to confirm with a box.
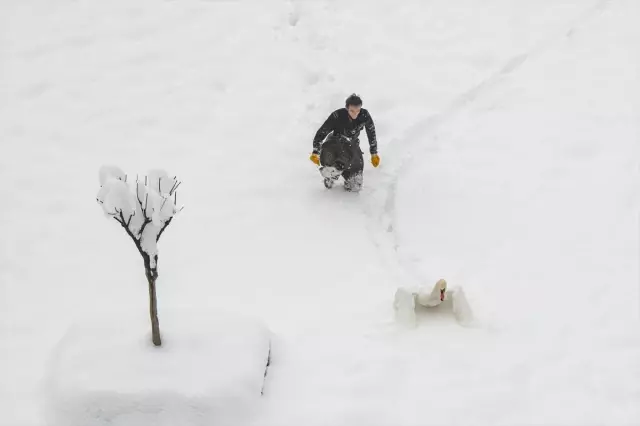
[1,0,639,425]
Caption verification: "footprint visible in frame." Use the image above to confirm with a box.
[305,71,321,86]
[287,0,300,27]
[288,10,300,27]
[63,34,96,49]
[18,82,53,100]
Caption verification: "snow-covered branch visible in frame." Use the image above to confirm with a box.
[96,165,184,270]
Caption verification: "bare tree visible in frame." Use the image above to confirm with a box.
[96,166,183,347]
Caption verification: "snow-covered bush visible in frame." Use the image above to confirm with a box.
[96,165,183,346]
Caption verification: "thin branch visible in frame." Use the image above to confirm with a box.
[135,177,150,222]
[106,206,121,217]
[126,210,135,227]
[170,181,181,195]
[138,217,152,240]
[117,211,145,258]
[156,217,172,242]
[135,186,150,219]
[138,193,152,239]
[143,193,149,216]
[168,180,179,195]
[136,181,144,211]
[110,207,134,230]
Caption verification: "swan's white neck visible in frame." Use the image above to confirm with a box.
[417,279,447,307]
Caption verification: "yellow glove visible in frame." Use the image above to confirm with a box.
[309,153,320,165]
[371,154,380,167]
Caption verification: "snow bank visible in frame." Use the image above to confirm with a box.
[43,309,271,426]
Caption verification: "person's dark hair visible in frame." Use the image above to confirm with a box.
[345,93,363,108]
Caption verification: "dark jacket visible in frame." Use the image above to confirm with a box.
[312,108,378,155]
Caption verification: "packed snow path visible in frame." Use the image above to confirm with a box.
[1,1,638,425]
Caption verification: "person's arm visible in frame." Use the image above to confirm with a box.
[312,111,338,154]
[364,112,378,155]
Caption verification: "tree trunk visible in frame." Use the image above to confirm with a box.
[146,268,162,346]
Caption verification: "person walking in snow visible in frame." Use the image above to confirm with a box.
[309,93,380,191]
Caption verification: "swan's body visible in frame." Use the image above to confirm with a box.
[416,278,447,307]
[393,279,473,326]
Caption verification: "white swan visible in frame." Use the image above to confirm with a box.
[416,278,447,307]
[393,278,473,327]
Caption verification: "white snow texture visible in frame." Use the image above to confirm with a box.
[44,309,271,426]
[1,0,639,426]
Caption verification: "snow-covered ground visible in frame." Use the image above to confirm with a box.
[1,0,639,425]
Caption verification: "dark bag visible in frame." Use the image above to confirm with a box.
[319,135,354,171]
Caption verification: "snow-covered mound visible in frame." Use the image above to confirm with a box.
[43,309,271,426]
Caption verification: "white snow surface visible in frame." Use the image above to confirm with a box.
[44,309,270,426]
[1,0,639,425]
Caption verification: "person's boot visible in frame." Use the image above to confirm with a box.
[343,172,363,192]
